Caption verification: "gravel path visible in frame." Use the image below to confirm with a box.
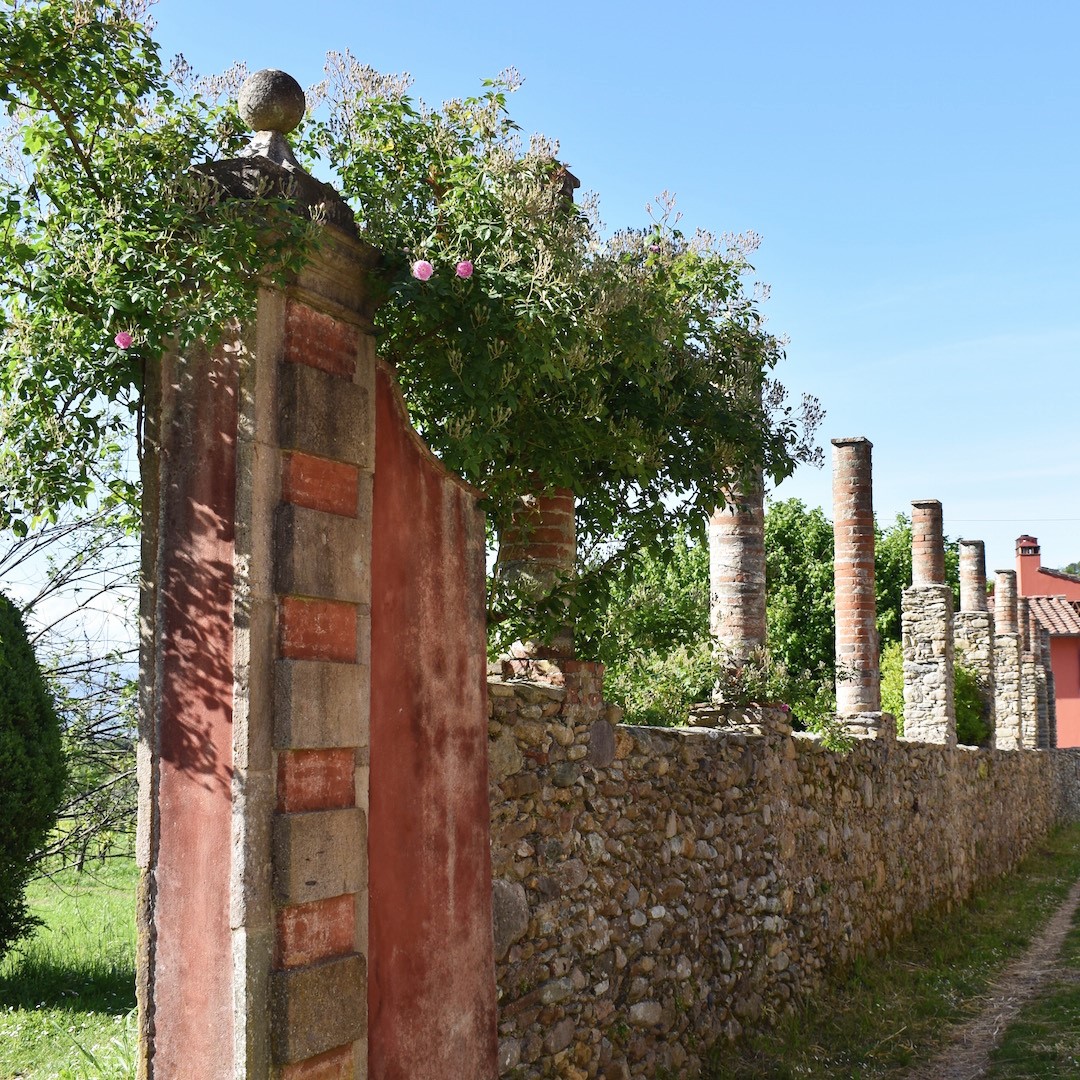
[899,876,1080,1080]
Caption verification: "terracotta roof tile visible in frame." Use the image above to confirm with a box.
[1028,596,1080,636]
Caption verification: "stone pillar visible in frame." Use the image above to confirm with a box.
[902,500,955,744]
[1032,609,1049,751]
[831,438,887,735]
[496,487,576,664]
[1018,597,1040,749]
[709,469,766,664]
[993,570,1023,749]
[138,71,496,1080]
[954,539,995,747]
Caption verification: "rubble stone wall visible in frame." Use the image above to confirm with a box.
[490,673,1072,1080]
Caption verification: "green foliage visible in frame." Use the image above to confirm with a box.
[880,638,905,730]
[0,0,314,531]
[764,498,835,684]
[587,527,715,725]
[1059,561,1080,578]
[955,662,991,747]
[586,513,838,733]
[0,591,66,961]
[881,639,990,746]
[304,59,822,642]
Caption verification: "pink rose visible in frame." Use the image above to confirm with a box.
[114,331,133,350]
[455,260,474,279]
[411,260,434,281]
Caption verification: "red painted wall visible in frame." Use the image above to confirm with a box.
[1052,637,1080,747]
[151,346,237,1074]
[368,363,497,1080]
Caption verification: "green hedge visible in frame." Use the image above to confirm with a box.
[0,592,66,960]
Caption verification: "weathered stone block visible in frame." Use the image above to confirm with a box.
[274,504,371,604]
[274,808,365,904]
[279,361,372,468]
[274,658,369,749]
[270,953,366,1063]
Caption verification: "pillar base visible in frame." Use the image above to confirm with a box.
[838,711,895,740]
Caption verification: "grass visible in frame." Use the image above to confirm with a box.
[0,858,136,1080]
[985,901,1080,1078]
[704,823,1080,1079]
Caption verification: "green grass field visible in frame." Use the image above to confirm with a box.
[0,860,136,1080]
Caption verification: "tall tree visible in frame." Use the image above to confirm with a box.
[1,4,821,647]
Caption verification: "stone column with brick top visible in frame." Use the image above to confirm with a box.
[496,487,576,668]
[138,70,496,1080]
[993,570,1023,750]
[954,539,995,746]
[902,499,955,744]
[709,468,766,666]
[831,438,888,736]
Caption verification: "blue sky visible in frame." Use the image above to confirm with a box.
[152,0,1080,574]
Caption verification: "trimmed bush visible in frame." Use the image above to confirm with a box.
[0,591,66,961]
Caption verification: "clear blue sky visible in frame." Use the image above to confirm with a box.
[152,0,1080,575]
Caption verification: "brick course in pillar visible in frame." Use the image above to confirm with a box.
[996,571,1019,635]
[959,540,988,613]
[271,295,373,1075]
[911,500,945,586]
[709,470,766,663]
[831,438,881,719]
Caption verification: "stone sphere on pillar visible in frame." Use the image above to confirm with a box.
[238,69,306,134]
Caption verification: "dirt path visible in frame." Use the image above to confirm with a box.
[899,876,1080,1080]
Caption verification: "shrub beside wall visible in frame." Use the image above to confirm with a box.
[0,592,65,961]
[489,671,1078,1080]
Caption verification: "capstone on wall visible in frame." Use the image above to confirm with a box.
[489,674,1075,1080]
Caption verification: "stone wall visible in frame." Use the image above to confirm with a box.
[489,674,1067,1080]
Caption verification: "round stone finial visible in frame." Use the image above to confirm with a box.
[238,69,305,134]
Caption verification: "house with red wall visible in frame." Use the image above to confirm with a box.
[1016,535,1080,747]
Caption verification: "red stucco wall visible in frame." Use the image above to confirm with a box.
[150,345,237,1074]
[1051,637,1080,747]
[368,362,497,1080]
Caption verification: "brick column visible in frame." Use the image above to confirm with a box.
[955,539,995,747]
[496,487,576,663]
[902,500,955,744]
[831,438,887,735]
[709,469,766,664]
[993,570,1023,749]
